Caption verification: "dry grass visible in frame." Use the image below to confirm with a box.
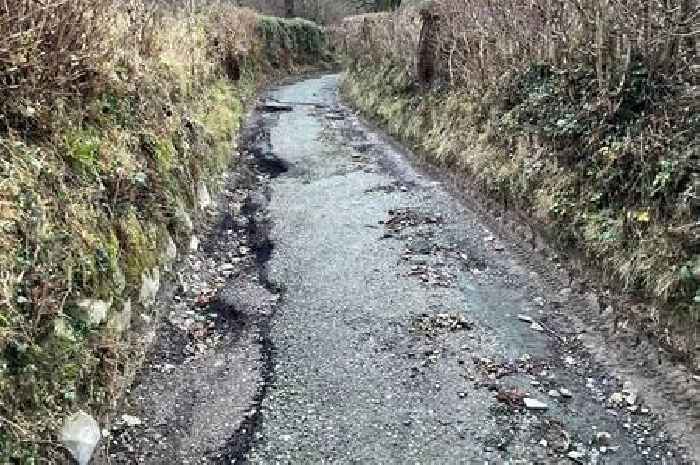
[0,0,112,132]
[337,2,698,359]
[0,1,327,461]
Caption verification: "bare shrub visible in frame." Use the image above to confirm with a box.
[0,0,112,132]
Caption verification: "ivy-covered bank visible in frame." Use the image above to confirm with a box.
[0,5,327,461]
[341,59,698,360]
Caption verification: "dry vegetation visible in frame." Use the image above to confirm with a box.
[0,1,326,461]
[337,1,698,359]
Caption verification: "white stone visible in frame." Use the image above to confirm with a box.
[548,389,561,398]
[61,411,101,465]
[165,233,177,263]
[531,322,544,332]
[121,414,142,427]
[190,235,200,251]
[595,431,612,446]
[559,388,573,398]
[107,299,132,335]
[524,398,548,410]
[517,314,533,323]
[175,206,194,234]
[567,451,585,462]
[75,299,110,326]
[197,182,212,210]
[139,268,160,307]
[53,318,76,341]
[622,382,638,405]
[113,264,126,294]
[609,392,625,405]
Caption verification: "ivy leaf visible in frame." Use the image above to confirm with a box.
[633,210,650,222]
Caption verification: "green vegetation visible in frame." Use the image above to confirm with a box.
[0,2,326,461]
[339,2,698,360]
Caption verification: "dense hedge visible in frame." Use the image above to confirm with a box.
[337,6,698,360]
[0,3,326,461]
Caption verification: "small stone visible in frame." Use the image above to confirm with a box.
[559,388,573,398]
[531,322,544,332]
[564,356,576,365]
[106,299,132,335]
[53,318,76,341]
[190,235,200,251]
[139,268,160,308]
[523,398,548,410]
[609,392,625,405]
[121,414,142,427]
[595,431,612,446]
[517,314,533,323]
[568,451,585,462]
[164,232,177,263]
[539,439,548,447]
[197,182,212,210]
[75,299,111,327]
[548,389,561,398]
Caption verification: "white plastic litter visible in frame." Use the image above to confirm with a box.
[61,411,101,465]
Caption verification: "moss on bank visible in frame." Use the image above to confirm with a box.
[342,62,698,355]
[0,7,326,462]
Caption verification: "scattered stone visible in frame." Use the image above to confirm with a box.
[74,299,111,327]
[559,388,573,398]
[531,322,545,332]
[523,398,549,410]
[197,182,212,210]
[548,389,561,398]
[190,235,200,251]
[164,232,178,266]
[609,392,625,405]
[139,268,160,308]
[219,263,235,273]
[257,101,293,112]
[496,389,526,407]
[622,382,638,405]
[121,414,143,427]
[412,312,473,336]
[106,299,132,336]
[53,318,76,341]
[564,356,576,365]
[567,450,585,462]
[61,411,101,465]
[517,314,534,323]
[594,431,612,446]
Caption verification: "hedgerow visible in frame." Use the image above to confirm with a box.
[336,2,698,360]
[0,1,326,461]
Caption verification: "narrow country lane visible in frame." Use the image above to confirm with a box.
[105,74,697,465]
